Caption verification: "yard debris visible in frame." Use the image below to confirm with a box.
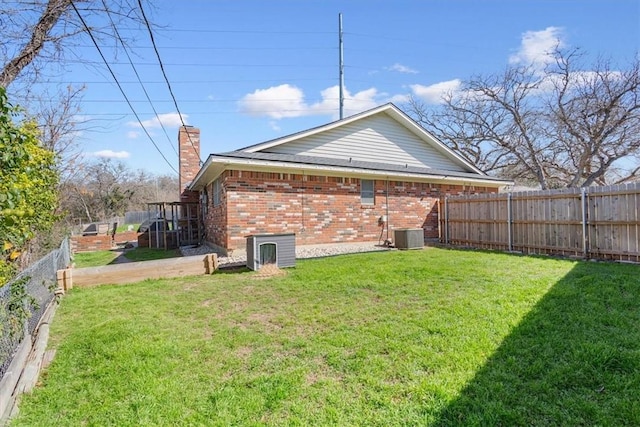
[253,264,287,279]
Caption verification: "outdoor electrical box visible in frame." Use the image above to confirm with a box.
[246,233,296,271]
[394,228,424,250]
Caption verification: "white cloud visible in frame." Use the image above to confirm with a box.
[268,121,281,131]
[342,87,380,116]
[387,63,419,74]
[127,131,140,139]
[410,79,462,104]
[509,27,564,68]
[93,150,130,159]
[536,69,623,94]
[308,85,380,118]
[388,93,410,104]
[238,84,381,120]
[127,112,188,129]
[238,84,307,119]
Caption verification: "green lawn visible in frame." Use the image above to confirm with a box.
[74,247,180,268]
[72,250,119,268]
[116,223,139,233]
[13,249,639,426]
[122,247,181,262]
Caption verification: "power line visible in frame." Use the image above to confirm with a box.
[64,60,335,68]
[76,45,335,51]
[70,0,179,176]
[141,28,334,35]
[71,98,339,103]
[101,0,178,158]
[73,108,342,116]
[137,0,200,164]
[60,78,341,84]
[345,31,496,50]
[76,106,356,116]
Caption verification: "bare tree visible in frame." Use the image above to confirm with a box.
[61,159,179,223]
[2,0,159,210]
[407,48,640,188]
[1,0,150,90]
[1,0,154,170]
[28,84,88,180]
[546,51,640,187]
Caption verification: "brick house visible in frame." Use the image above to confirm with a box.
[181,103,510,251]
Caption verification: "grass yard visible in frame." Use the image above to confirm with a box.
[13,249,639,426]
[72,250,119,267]
[73,247,181,267]
[116,223,140,233]
[122,247,181,262]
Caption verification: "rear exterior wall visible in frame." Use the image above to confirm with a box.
[202,170,497,250]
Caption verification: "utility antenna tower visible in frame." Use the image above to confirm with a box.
[338,13,345,120]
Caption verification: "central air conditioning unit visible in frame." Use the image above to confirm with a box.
[246,233,296,271]
[393,228,424,250]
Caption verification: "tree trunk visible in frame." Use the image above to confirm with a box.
[0,0,73,88]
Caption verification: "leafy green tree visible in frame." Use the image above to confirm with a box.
[0,87,59,283]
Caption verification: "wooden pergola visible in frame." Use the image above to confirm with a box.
[142,201,202,250]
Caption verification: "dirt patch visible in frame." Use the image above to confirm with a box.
[253,264,287,279]
[235,346,253,359]
[203,326,213,340]
[247,312,283,332]
[305,356,344,385]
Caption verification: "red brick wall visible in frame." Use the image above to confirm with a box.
[202,173,229,249]
[202,169,497,250]
[71,231,141,253]
[178,126,201,202]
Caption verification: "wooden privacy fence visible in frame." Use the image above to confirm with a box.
[440,182,640,262]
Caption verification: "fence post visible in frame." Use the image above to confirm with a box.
[444,196,449,245]
[581,187,589,259]
[507,193,513,252]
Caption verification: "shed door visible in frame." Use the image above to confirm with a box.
[259,242,277,265]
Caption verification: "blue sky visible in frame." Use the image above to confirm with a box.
[38,0,640,176]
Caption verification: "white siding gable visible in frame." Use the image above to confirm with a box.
[260,113,468,172]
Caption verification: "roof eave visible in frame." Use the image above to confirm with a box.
[194,155,512,188]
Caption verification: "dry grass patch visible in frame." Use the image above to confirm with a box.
[253,263,287,279]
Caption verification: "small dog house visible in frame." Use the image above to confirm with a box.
[246,233,296,270]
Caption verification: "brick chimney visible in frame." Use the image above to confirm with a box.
[178,125,201,202]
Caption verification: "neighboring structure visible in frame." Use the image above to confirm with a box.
[182,103,511,250]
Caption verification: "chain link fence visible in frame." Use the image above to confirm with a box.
[0,238,70,380]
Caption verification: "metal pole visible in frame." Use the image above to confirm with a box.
[338,13,344,120]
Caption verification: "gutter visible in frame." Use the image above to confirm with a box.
[192,155,512,188]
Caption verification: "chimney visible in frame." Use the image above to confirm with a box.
[178,126,201,202]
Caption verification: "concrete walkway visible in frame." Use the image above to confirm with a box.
[110,249,134,264]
